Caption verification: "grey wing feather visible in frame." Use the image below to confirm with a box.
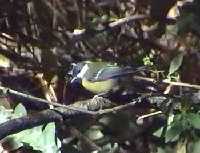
[92,66,146,81]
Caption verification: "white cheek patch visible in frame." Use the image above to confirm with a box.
[77,64,89,78]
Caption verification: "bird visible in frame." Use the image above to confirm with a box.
[68,61,146,95]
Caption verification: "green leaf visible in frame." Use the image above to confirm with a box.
[99,143,119,153]
[165,122,183,143]
[169,53,184,75]
[187,113,200,130]
[0,54,10,68]
[85,127,104,140]
[188,140,200,153]
[166,24,178,36]
[0,104,60,152]
[14,104,27,117]
[10,123,60,153]
[153,127,164,137]
[0,106,13,123]
[177,13,195,35]
[157,147,166,153]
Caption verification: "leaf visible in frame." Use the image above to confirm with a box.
[188,140,200,153]
[0,54,10,68]
[187,113,200,130]
[157,147,166,153]
[166,24,178,36]
[99,143,119,153]
[169,53,184,75]
[0,106,61,152]
[85,128,104,140]
[153,127,164,137]
[177,13,195,35]
[165,122,183,143]
[13,104,27,117]
[0,106,13,123]
[13,123,61,153]
[4,123,60,153]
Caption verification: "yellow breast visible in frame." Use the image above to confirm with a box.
[82,78,116,94]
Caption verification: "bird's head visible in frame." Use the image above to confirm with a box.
[68,62,90,85]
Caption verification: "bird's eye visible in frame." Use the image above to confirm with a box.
[68,63,83,77]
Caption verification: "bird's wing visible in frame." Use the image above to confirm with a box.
[91,66,146,81]
[84,62,116,80]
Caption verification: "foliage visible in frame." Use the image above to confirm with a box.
[0,104,60,152]
[168,53,184,76]
[0,0,199,153]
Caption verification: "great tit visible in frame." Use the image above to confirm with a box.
[68,61,146,94]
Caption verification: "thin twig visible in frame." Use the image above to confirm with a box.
[137,111,163,121]
[96,99,139,115]
[64,14,148,41]
[133,76,200,90]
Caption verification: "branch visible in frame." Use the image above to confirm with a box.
[0,109,62,140]
[133,76,200,90]
[96,98,140,115]
[64,14,148,42]
[137,111,163,121]
[2,75,197,141]
[0,84,164,140]
[0,97,140,140]
[0,84,98,140]
[0,84,138,140]
[0,85,95,115]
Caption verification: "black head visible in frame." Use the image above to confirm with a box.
[68,62,85,77]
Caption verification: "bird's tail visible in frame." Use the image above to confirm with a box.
[110,66,147,78]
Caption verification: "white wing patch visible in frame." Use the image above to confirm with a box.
[94,66,120,80]
[77,64,89,78]
[94,68,105,80]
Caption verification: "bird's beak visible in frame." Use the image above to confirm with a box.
[68,63,77,76]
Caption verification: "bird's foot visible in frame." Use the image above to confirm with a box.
[87,95,113,111]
